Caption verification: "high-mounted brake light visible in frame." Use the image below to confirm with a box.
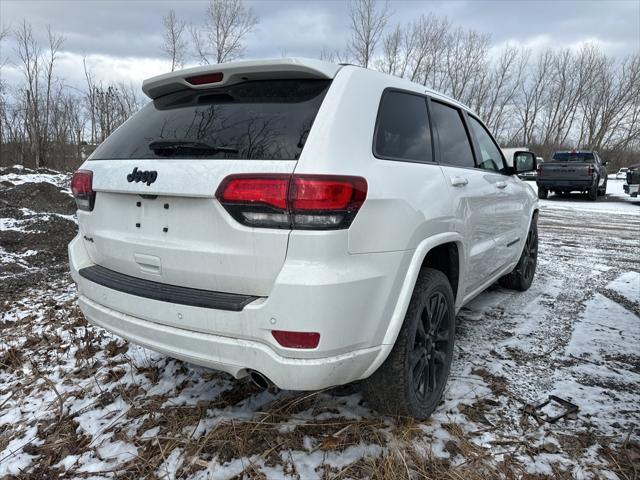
[185,72,224,85]
[272,330,320,349]
[215,174,368,230]
[71,169,95,211]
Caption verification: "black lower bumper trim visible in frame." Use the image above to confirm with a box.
[79,265,259,311]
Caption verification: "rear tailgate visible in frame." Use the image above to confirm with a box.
[540,162,592,181]
[79,75,333,298]
[81,159,295,297]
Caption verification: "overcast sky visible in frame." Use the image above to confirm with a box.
[1,0,638,92]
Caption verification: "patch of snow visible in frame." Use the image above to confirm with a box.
[0,171,70,188]
[156,448,184,480]
[606,271,640,304]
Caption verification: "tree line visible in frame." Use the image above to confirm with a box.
[1,0,638,171]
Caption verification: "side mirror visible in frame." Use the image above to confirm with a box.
[514,151,537,174]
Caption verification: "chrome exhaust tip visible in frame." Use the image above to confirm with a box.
[248,370,272,390]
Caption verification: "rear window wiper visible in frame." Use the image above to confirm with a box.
[148,140,239,156]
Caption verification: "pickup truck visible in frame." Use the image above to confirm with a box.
[623,164,640,197]
[536,150,608,201]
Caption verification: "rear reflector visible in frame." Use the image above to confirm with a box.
[185,72,224,85]
[71,169,95,211]
[216,174,367,230]
[272,330,320,349]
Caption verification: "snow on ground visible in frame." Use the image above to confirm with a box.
[0,172,638,479]
[0,165,70,189]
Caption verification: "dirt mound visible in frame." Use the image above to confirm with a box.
[0,181,76,215]
[0,214,78,299]
[0,166,61,176]
[0,174,78,299]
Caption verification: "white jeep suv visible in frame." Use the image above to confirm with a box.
[69,58,539,418]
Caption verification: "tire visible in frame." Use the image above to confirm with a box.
[362,268,455,419]
[537,187,548,199]
[498,218,538,291]
[598,179,607,196]
[588,180,598,201]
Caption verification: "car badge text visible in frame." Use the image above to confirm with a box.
[127,167,158,186]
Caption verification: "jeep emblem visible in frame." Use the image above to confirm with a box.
[127,167,158,186]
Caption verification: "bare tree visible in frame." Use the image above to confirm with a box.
[348,0,391,68]
[0,24,11,155]
[43,26,65,163]
[191,0,258,64]
[161,9,188,71]
[15,21,43,168]
[319,46,348,64]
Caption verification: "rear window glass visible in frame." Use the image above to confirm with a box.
[90,79,331,161]
[552,152,594,161]
[430,101,475,169]
[374,91,432,162]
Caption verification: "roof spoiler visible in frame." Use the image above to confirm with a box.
[142,58,341,99]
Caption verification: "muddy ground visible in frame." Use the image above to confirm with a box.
[0,170,638,479]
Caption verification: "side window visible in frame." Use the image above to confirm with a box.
[468,116,506,173]
[429,101,475,168]
[374,91,432,163]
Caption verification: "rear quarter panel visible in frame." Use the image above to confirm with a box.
[296,67,455,255]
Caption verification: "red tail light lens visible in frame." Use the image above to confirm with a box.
[272,330,320,349]
[290,176,366,211]
[218,175,289,210]
[185,72,224,85]
[71,170,95,211]
[587,165,594,176]
[216,174,367,230]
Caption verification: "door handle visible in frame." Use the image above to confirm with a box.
[496,181,507,189]
[451,176,469,187]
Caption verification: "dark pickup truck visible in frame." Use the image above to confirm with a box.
[623,164,640,197]
[536,150,608,201]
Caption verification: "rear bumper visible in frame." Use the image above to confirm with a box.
[78,294,380,390]
[69,234,410,390]
[536,179,594,190]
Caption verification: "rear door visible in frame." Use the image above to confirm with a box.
[80,79,331,297]
[466,114,527,267]
[429,99,499,294]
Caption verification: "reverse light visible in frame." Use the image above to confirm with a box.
[185,72,224,85]
[215,174,367,230]
[272,330,320,349]
[71,170,95,211]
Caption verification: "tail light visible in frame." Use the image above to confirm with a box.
[587,165,594,176]
[216,174,367,230]
[272,330,320,349]
[536,165,542,177]
[71,170,95,211]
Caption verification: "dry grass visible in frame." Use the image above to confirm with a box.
[1,291,635,479]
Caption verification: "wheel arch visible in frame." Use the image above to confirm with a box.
[360,232,464,379]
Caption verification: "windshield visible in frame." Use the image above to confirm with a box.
[90,79,331,160]
[552,151,595,162]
